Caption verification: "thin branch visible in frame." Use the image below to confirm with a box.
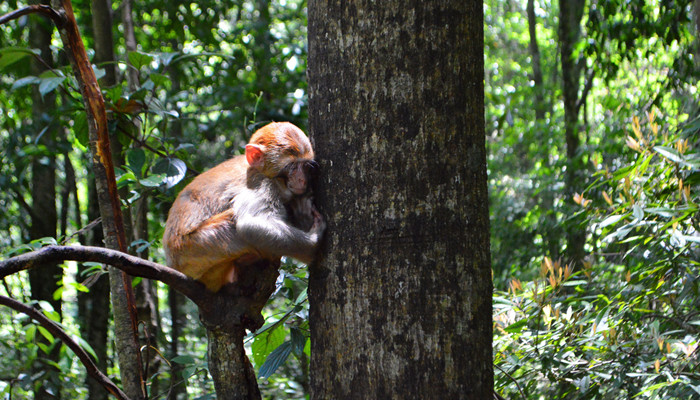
[494,363,527,400]
[0,295,129,400]
[9,186,38,225]
[0,5,64,27]
[576,68,595,114]
[0,245,208,304]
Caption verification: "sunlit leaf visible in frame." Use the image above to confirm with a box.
[152,158,187,188]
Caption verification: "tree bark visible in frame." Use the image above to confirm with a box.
[167,286,187,399]
[559,0,587,266]
[307,1,492,399]
[206,327,260,400]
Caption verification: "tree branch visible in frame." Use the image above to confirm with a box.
[0,245,209,305]
[0,5,64,27]
[576,68,595,114]
[0,295,129,400]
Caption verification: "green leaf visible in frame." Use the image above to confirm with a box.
[252,325,286,367]
[72,112,89,147]
[152,158,187,188]
[653,146,681,162]
[37,326,55,343]
[504,319,527,333]
[75,336,98,360]
[128,51,154,70]
[139,174,166,187]
[0,47,39,70]
[93,65,106,81]
[258,341,293,380]
[294,287,308,306]
[645,207,678,218]
[171,355,196,364]
[290,327,306,357]
[11,76,39,91]
[115,168,137,187]
[25,324,36,343]
[632,203,644,220]
[69,282,90,293]
[149,72,171,88]
[38,76,66,98]
[562,279,588,287]
[599,214,625,228]
[126,148,146,178]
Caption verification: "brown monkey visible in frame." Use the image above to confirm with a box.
[162,122,325,292]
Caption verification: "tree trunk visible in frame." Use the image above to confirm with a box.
[167,287,187,399]
[527,0,545,122]
[559,0,587,266]
[527,0,559,260]
[28,2,61,399]
[197,259,280,400]
[78,175,111,400]
[307,1,492,399]
[206,327,260,400]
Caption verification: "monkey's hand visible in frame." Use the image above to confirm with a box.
[289,194,316,232]
[310,205,326,239]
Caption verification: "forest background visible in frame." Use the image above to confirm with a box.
[0,0,697,399]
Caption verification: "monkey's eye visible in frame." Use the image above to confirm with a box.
[305,160,319,177]
[305,160,318,171]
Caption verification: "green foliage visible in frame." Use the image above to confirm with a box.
[494,114,699,399]
[249,263,311,399]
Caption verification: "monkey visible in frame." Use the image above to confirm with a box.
[162,122,325,293]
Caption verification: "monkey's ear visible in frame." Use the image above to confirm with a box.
[245,144,265,168]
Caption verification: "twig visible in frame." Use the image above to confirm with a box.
[0,295,129,400]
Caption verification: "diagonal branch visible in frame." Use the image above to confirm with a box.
[0,295,129,400]
[0,4,64,27]
[0,245,209,305]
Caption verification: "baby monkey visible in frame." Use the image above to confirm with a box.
[162,122,325,292]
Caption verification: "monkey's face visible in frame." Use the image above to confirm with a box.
[247,122,317,201]
[275,159,318,200]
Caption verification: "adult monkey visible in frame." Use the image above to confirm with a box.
[163,122,325,292]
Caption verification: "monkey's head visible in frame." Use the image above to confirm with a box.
[245,122,317,201]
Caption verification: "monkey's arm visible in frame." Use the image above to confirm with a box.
[236,211,324,264]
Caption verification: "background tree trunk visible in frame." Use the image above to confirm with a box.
[120,0,163,392]
[78,175,111,400]
[307,1,492,399]
[559,0,587,266]
[28,2,61,398]
[527,0,559,260]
